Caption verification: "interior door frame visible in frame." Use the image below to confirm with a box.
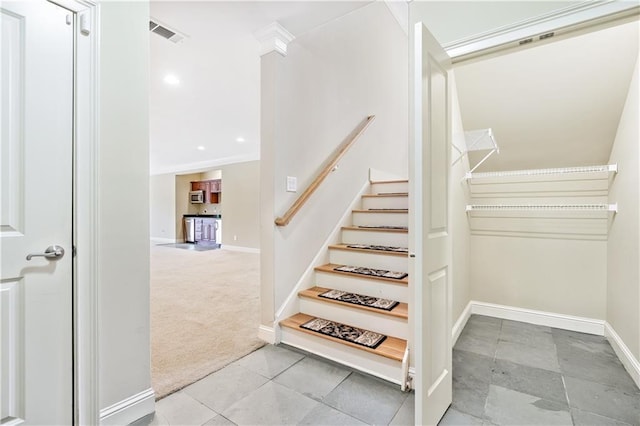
[49,0,101,423]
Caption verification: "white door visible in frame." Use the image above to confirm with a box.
[410,22,453,426]
[1,1,74,424]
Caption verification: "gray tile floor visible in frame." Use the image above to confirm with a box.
[144,315,640,426]
[148,344,413,426]
[443,315,640,426]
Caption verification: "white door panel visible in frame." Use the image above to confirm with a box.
[1,1,73,424]
[411,22,453,426]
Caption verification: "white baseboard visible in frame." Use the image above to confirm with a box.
[150,237,177,244]
[222,245,260,254]
[100,388,155,425]
[452,302,472,345]
[604,322,640,389]
[469,301,605,336]
[258,325,276,344]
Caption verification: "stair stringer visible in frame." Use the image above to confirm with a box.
[273,179,371,342]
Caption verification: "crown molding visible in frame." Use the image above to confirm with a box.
[254,21,295,57]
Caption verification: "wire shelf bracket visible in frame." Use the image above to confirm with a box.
[452,128,499,173]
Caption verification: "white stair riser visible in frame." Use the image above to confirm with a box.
[371,182,408,194]
[329,249,408,273]
[315,272,408,303]
[362,196,409,210]
[299,298,409,339]
[280,328,403,385]
[352,212,408,227]
[341,229,408,247]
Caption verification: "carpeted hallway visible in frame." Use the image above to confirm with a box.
[150,244,264,399]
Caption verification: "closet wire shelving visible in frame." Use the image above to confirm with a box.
[464,164,619,234]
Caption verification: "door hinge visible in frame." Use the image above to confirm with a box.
[80,13,90,36]
[72,245,77,257]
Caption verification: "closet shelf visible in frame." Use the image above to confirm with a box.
[466,204,618,212]
[465,164,617,181]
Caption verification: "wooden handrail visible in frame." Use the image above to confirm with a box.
[275,115,376,227]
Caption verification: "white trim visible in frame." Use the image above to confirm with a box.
[470,301,605,335]
[71,0,100,424]
[221,245,260,254]
[445,1,639,62]
[253,22,295,57]
[258,325,276,344]
[99,388,155,425]
[452,301,472,345]
[150,152,259,176]
[281,332,402,385]
[604,322,640,389]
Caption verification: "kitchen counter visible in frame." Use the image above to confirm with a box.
[183,214,221,218]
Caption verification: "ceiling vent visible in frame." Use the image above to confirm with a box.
[149,18,186,43]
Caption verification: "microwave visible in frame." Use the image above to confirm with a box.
[189,190,204,204]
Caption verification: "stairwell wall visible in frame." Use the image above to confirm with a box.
[607,57,640,361]
[260,2,408,327]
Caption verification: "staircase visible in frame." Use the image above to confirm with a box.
[280,179,410,387]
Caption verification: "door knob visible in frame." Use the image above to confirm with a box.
[26,245,65,261]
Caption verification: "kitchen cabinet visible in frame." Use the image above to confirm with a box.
[209,179,221,193]
[190,179,222,204]
[187,215,221,246]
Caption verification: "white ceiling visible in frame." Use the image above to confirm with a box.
[150,2,639,175]
[456,20,639,172]
[149,1,370,175]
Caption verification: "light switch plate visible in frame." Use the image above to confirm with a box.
[286,176,297,192]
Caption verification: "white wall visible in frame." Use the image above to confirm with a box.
[155,161,260,248]
[607,57,640,360]
[98,1,152,419]
[261,2,408,326]
[471,237,607,319]
[451,78,471,322]
[202,161,260,249]
[150,173,176,242]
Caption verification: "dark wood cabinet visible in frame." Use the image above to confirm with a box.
[190,179,222,203]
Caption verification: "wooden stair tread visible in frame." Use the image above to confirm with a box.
[362,193,408,198]
[329,243,408,257]
[300,286,408,319]
[342,225,408,234]
[315,263,409,285]
[352,209,409,213]
[280,313,407,361]
[370,179,409,184]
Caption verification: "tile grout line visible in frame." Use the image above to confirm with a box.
[482,318,504,424]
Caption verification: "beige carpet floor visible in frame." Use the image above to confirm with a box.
[151,245,264,399]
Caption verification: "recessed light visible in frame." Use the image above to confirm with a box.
[235,137,246,143]
[163,74,180,85]
[197,146,205,151]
